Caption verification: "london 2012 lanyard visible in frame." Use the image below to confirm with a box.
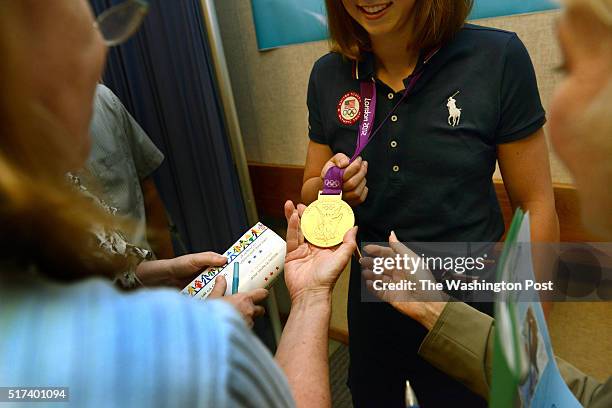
[321,67,426,196]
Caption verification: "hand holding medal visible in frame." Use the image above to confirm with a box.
[320,154,369,207]
[284,201,358,301]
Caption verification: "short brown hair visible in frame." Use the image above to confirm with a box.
[326,0,474,59]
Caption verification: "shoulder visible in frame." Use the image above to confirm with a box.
[77,281,246,358]
[95,83,116,102]
[444,24,531,68]
[310,52,352,80]
[118,287,292,407]
[90,84,127,138]
[94,84,124,113]
[453,23,528,58]
[458,23,519,45]
[47,278,241,327]
[1,278,249,407]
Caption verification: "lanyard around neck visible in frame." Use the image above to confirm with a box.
[322,66,425,195]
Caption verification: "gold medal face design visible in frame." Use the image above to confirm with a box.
[301,192,355,248]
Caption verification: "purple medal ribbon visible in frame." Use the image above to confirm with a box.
[322,70,424,195]
[322,80,376,195]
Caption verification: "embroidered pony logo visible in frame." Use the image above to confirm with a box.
[447,91,462,127]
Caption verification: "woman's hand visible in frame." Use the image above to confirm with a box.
[361,231,447,330]
[321,153,368,207]
[208,275,268,328]
[283,200,357,303]
[136,252,227,288]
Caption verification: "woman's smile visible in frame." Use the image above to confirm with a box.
[341,0,415,37]
[357,2,393,20]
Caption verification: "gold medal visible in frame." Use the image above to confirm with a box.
[301,192,355,248]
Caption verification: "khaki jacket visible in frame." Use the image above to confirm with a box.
[417,302,611,407]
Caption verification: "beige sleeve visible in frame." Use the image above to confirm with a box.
[557,358,611,408]
[418,302,610,407]
[417,302,494,399]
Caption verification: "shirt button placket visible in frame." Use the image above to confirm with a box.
[390,115,399,173]
[387,93,401,179]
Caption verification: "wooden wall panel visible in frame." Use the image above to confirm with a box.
[249,163,304,219]
[248,162,603,242]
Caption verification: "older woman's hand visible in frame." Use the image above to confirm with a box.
[136,253,269,327]
[136,252,228,288]
[208,275,268,328]
[282,200,357,303]
[361,231,448,331]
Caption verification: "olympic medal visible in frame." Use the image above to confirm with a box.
[301,193,355,248]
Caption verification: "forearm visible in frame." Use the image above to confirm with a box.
[394,301,447,331]
[135,259,170,286]
[527,202,559,281]
[524,200,559,244]
[523,201,559,315]
[275,294,332,408]
[301,176,323,205]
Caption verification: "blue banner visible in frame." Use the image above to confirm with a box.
[470,0,559,19]
[251,0,559,50]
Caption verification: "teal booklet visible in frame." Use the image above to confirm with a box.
[490,209,581,407]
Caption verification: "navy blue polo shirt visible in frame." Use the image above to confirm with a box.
[307,24,546,407]
[307,24,546,245]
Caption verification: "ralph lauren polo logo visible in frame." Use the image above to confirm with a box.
[447,91,462,127]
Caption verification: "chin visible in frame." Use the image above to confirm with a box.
[363,25,394,36]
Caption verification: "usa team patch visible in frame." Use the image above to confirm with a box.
[337,92,361,125]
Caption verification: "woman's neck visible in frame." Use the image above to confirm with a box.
[370,25,419,92]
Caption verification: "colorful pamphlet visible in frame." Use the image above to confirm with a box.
[182,222,286,299]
